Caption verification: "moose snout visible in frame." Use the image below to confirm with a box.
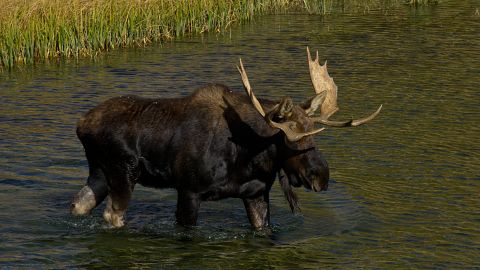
[307,163,329,192]
[311,180,328,192]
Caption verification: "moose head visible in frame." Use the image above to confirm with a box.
[237,47,382,211]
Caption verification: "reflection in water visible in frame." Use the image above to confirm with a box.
[1,1,479,268]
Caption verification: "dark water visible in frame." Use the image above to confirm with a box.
[1,1,479,268]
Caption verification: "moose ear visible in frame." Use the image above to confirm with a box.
[302,91,327,116]
[275,97,294,120]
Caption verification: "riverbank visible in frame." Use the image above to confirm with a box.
[0,0,436,70]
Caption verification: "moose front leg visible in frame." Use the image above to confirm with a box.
[243,193,270,230]
[176,191,201,227]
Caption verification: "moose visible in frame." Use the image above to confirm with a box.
[71,47,382,229]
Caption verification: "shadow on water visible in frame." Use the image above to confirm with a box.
[1,1,480,268]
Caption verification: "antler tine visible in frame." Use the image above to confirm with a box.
[311,104,383,127]
[237,58,266,117]
[350,104,382,126]
[307,47,339,120]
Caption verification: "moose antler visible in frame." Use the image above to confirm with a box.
[306,47,382,127]
[237,59,324,141]
[237,59,266,117]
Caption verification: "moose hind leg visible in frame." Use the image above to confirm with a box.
[71,166,107,216]
[71,185,96,216]
[103,188,133,228]
[102,161,138,228]
[103,195,129,228]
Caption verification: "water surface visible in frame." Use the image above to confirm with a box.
[1,1,479,268]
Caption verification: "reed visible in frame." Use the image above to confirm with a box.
[0,0,437,70]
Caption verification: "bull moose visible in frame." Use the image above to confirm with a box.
[71,47,382,229]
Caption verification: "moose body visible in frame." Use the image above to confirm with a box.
[71,48,381,229]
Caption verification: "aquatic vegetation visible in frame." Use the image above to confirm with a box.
[0,0,438,70]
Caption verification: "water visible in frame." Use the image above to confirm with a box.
[1,1,479,268]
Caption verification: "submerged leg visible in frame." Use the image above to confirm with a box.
[103,185,134,228]
[71,166,108,215]
[103,194,130,228]
[175,191,200,227]
[102,159,138,228]
[243,193,270,230]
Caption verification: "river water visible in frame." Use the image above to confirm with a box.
[1,1,479,268]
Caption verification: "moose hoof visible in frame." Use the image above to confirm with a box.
[103,210,125,228]
[103,198,125,228]
[71,186,96,216]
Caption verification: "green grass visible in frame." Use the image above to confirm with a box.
[0,0,438,70]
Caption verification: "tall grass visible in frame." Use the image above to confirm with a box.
[1,0,299,70]
[0,0,437,70]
